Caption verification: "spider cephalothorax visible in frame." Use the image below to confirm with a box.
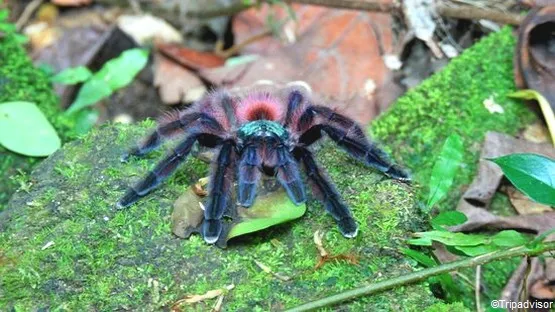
[117,82,410,244]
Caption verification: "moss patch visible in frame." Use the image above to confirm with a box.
[0,34,73,211]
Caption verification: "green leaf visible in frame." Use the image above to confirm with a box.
[426,134,464,211]
[488,153,555,206]
[412,231,487,246]
[64,49,148,114]
[227,190,306,240]
[491,230,529,247]
[454,244,499,257]
[0,101,61,157]
[73,109,99,135]
[95,48,149,90]
[401,248,437,267]
[51,66,93,84]
[527,227,555,250]
[431,211,467,230]
[0,9,9,21]
[65,77,112,114]
[406,237,433,246]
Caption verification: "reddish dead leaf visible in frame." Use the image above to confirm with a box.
[531,279,555,299]
[313,231,359,269]
[515,6,555,112]
[51,0,92,6]
[153,53,206,105]
[157,42,225,71]
[201,4,403,125]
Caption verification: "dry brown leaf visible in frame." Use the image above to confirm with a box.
[153,53,206,105]
[171,284,235,310]
[253,259,292,282]
[523,122,551,144]
[201,4,404,125]
[312,230,358,269]
[515,6,555,113]
[502,185,552,215]
[157,42,226,70]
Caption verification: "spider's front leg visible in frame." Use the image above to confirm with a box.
[203,140,235,244]
[117,134,200,208]
[294,147,358,238]
[299,106,410,181]
[237,143,262,207]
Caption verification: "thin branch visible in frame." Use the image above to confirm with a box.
[184,0,523,26]
[475,265,483,312]
[15,0,44,31]
[285,242,555,312]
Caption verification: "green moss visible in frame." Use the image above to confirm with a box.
[423,301,471,312]
[0,33,74,211]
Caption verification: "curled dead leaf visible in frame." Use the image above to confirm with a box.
[515,6,555,113]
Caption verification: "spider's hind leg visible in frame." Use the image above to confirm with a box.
[299,106,410,181]
[294,147,358,238]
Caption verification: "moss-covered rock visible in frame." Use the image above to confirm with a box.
[0,121,436,310]
[0,34,73,211]
[0,28,536,310]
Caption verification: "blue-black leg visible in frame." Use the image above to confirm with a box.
[203,140,235,244]
[275,146,306,205]
[117,134,199,208]
[237,144,261,207]
[121,112,202,162]
[294,147,358,238]
[299,106,410,181]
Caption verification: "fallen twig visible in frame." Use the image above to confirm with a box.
[15,0,44,31]
[285,241,555,311]
[185,0,523,25]
[254,259,292,281]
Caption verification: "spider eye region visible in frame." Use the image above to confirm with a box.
[238,120,288,141]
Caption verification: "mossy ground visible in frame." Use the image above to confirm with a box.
[0,34,73,212]
[0,28,536,310]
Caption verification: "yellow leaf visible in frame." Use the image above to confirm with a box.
[508,90,555,146]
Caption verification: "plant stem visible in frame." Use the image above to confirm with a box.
[285,242,555,312]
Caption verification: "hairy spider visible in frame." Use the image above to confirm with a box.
[117,82,410,244]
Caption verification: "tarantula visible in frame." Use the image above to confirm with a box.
[117,82,410,244]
